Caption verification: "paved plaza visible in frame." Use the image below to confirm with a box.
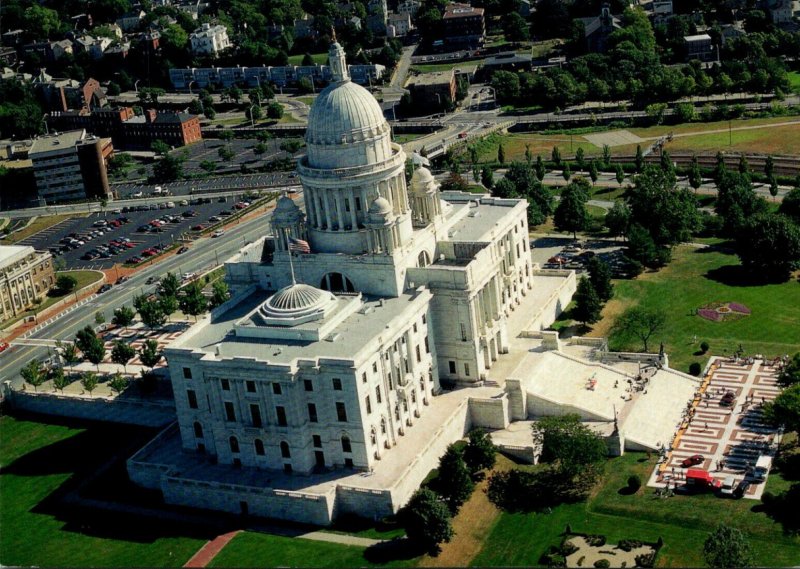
[648,357,783,499]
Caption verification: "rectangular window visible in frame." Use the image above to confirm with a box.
[246,380,256,393]
[376,385,382,404]
[183,367,192,379]
[344,198,350,212]
[372,362,378,373]
[332,377,342,391]
[415,345,421,362]
[424,336,430,353]
[365,395,372,414]
[464,363,470,377]
[313,434,322,448]
[304,379,313,391]
[187,389,198,409]
[362,372,367,383]
[336,402,348,422]
[449,361,456,374]
[461,324,467,341]
[224,401,236,422]
[276,406,287,426]
[308,403,318,423]
[355,197,361,210]
[272,383,282,395]
[342,437,352,453]
[250,404,262,427]
[221,379,230,391]
[422,314,426,324]
[413,323,418,333]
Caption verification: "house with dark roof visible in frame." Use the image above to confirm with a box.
[579,3,622,53]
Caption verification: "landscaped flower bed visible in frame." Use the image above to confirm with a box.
[697,302,751,322]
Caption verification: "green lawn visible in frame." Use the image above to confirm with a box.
[473,453,800,567]
[0,414,206,567]
[209,531,413,568]
[288,53,327,65]
[1,214,79,244]
[594,245,800,373]
[787,71,800,94]
[410,62,479,74]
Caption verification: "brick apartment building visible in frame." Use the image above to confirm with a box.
[442,3,485,48]
[49,108,202,150]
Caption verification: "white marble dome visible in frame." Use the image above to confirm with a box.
[411,167,436,194]
[260,283,336,325]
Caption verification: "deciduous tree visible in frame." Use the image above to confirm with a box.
[139,339,162,371]
[111,340,136,373]
[180,281,207,320]
[612,306,666,352]
[398,488,453,555]
[112,306,135,329]
[21,360,45,392]
[703,524,752,568]
[573,277,602,326]
[463,428,497,474]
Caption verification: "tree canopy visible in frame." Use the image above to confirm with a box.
[703,524,752,568]
[532,414,607,477]
[735,213,800,282]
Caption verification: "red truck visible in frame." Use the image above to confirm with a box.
[685,469,722,490]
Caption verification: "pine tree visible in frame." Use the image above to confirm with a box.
[562,162,572,182]
[552,146,562,167]
[589,160,599,185]
[635,145,644,173]
[689,155,702,192]
[497,144,506,165]
[602,144,611,167]
[434,445,475,514]
[535,155,546,181]
[573,277,602,326]
[575,147,585,171]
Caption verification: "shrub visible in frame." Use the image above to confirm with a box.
[577,555,585,567]
[689,362,702,376]
[594,559,610,568]
[587,534,607,547]
[635,552,656,568]
[627,474,642,492]
[542,553,566,567]
[700,341,710,353]
[560,540,579,556]
[618,539,643,551]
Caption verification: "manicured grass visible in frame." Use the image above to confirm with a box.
[394,133,425,144]
[472,453,800,567]
[411,62,479,74]
[1,214,79,244]
[0,414,206,567]
[287,53,327,65]
[592,245,800,373]
[60,269,104,291]
[296,96,316,106]
[208,531,413,568]
[471,133,600,164]
[787,71,800,94]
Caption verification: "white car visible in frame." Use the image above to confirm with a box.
[212,230,224,238]
[133,191,143,198]
[182,272,196,281]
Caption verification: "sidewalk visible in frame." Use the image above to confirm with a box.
[184,531,241,568]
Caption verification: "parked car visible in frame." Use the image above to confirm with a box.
[733,479,751,499]
[0,341,9,353]
[720,391,736,407]
[681,454,706,468]
[718,475,736,497]
[191,224,205,231]
[212,230,224,237]
[209,216,221,222]
[127,256,143,264]
[97,284,113,293]
[177,246,189,254]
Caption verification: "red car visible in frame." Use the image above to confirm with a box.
[191,224,205,231]
[720,391,736,407]
[681,454,705,468]
[0,341,10,353]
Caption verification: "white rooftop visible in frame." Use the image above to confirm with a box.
[0,245,34,267]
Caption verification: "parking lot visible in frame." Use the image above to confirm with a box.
[17,195,258,271]
[531,236,629,276]
[114,171,297,200]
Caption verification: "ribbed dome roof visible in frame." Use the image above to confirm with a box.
[275,194,299,212]
[412,167,434,183]
[266,283,328,311]
[305,80,389,147]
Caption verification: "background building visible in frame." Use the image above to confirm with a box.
[0,245,54,321]
[406,70,457,107]
[189,23,231,58]
[442,3,485,48]
[28,130,113,204]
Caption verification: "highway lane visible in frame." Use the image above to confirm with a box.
[0,200,288,388]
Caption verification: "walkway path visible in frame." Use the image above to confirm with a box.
[184,531,241,568]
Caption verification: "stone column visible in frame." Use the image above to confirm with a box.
[349,188,358,229]
[333,192,344,230]
[323,191,333,230]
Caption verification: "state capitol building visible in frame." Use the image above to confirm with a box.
[128,40,649,525]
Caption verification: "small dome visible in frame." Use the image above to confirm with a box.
[275,194,300,212]
[368,197,392,216]
[412,166,434,184]
[260,283,335,323]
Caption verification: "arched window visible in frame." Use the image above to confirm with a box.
[370,428,377,445]
[280,441,291,458]
[341,435,352,453]
[417,251,431,267]
[254,439,265,456]
[229,436,240,453]
[193,421,203,438]
[320,272,355,293]
[380,417,387,434]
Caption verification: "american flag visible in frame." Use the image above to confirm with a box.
[288,237,311,254]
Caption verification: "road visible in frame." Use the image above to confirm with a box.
[0,199,292,388]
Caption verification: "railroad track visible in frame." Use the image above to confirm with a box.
[609,152,800,176]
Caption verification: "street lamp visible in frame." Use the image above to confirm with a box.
[249,104,257,127]
[134,79,141,94]
[41,114,49,135]
[188,80,197,95]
